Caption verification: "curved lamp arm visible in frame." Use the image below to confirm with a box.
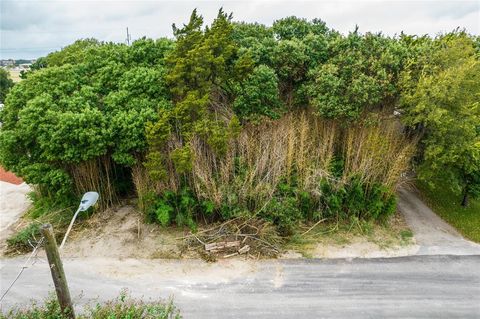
[59,192,99,249]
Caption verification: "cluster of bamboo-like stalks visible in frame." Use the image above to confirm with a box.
[133,111,415,213]
[69,156,117,209]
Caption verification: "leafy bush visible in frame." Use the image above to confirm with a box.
[320,177,397,221]
[146,188,215,231]
[234,65,283,120]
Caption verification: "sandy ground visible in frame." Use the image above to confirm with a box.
[58,203,417,260]
[61,206,185,259]
[0,182,31,234]
[310,237,418,258]
[1,184,478,260]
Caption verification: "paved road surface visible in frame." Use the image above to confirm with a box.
[1,255,480,318]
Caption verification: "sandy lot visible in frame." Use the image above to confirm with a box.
[0,181,31,233]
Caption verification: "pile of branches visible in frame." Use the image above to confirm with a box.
[181,218,283,261]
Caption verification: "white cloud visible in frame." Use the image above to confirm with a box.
[1,0,479,59]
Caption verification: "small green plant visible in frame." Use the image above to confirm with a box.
[319,177,397,222]
[6,222,42,252]
[26,191,75,220]
[2,291,181,319]
[400,229,414,242]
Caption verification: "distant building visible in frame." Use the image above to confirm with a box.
[0,60,15,67]
[18,63,31,70]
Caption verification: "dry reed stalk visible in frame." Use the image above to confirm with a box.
[69,156,117,209]
[186,111,339,210]
[136,110,415,213]
[341,119,416,191]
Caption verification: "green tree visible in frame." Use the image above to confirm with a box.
[146,9,250,176]
[0,68,14,103]
[272,16,328,40]
[401,33,480,206]
[306,31,407,119]
[0,38,172,202]
[234,65,282,120]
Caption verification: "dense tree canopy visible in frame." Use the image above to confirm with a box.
[0,38,173,200]
[0,9,478,213]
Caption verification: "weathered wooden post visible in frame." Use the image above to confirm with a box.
[41,223,75,319]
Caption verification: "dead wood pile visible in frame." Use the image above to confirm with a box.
[181,218,283,261]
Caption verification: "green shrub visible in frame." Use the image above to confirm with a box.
[26,191,75,220]
[319,177,396,222]
[262,196,303,236]
[147,188,216,231]
[233,65,283,120]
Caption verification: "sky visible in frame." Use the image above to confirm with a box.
[1,0,479,59]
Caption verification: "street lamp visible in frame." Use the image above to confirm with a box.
[59,191,99,249]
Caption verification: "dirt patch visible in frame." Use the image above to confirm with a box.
[0,167,23,185]
[61,206,187,259]
[62,206,417,260]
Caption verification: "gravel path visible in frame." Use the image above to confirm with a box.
[397,188,480,255]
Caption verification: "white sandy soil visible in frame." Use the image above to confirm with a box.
[0,181,31,233]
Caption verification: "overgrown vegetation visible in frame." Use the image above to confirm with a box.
[6,190,80,254]
[137,112,413,236]
[1,292,181,319]
[1,10,478,246]
[0,68,14,102]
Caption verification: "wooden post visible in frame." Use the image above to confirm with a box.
[41,224,75,318]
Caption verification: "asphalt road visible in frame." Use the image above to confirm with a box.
[1,255,479,318]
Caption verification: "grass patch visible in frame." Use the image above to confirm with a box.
[5,191,81,255]
[284,213,413,257]
[2,291,181,319]
[6,222,42,252]
[417,179,480,243]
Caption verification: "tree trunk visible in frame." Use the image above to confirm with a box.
[461,188,469,207]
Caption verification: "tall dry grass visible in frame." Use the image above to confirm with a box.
[134,111,416,211]
[69,155,117,209]
[341,119,415,190]
[190,112,337,209]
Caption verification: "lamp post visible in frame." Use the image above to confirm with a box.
[59,191,99,249]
